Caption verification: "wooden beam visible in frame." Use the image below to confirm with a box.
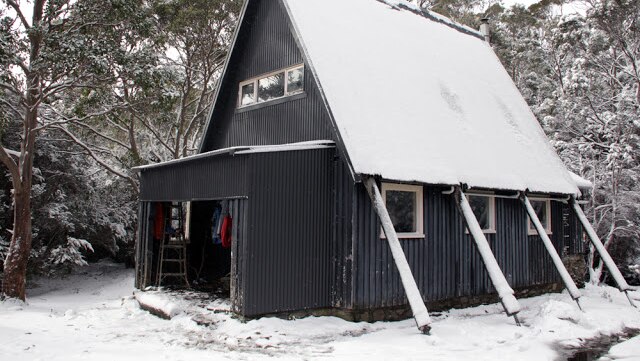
[570,197,636,308]
[455,188,522,322]
[364,178,432,334]
[521,195,583,309]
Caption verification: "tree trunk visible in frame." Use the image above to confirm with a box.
[2,188,33,300]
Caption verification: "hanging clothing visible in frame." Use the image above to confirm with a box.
[211,206,222,245]
[221,215,232,249]
[153,203,164,241]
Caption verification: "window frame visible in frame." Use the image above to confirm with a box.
[380,182,425,239]
[237,64,305,108]
[527,198,553,235]
[465,193,496,234]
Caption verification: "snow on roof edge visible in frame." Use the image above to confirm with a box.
[569,171,593,190]
[135,140,336,171]
[376,0,484,40]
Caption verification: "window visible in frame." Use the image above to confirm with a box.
[528,199,552,235]
[467,194,496,233]
[240,82,255,106]
[258,73,285,102]
[238,65,305,107]
[381,183,424,239]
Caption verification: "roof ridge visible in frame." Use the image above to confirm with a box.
[375,0,484,40]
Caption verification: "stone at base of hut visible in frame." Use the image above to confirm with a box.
[134,291,183,320]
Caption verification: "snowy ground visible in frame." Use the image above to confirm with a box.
[1,262,640,360]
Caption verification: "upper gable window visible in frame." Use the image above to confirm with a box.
[238,65,304,108]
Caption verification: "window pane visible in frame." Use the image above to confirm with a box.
[386,190,416,233]
[469,196,491,230]
[241,83,255,106]
[258,72,285,102]
[287,67,304,94]
[530,200,548,231]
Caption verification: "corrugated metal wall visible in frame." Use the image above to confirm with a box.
[332,158,355,309]
[139,155,249,202]
[201,0,335,151]
[241,149,335,316]
[352,184,585,309]
[135,202,153,289]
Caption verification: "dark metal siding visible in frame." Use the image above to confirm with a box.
[139,155,249,202]
[242,149,335,316]
[332,158,355,309]
[228,198,249,315]
[352,184,585,309]
[135,202,154,289]
[201,0,335,151]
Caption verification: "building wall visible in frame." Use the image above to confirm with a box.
[241,149,336,316]
[139,154,249,202]
[201,0,335,151]
[351,183,585,309]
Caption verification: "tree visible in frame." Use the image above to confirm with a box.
[0,0,155,300]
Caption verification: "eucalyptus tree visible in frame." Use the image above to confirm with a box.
[0,0,155,300]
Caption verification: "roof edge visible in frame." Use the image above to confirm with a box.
[280,0,360,182]
[375,0,485,41]
[135,140,336,172]
[197,0,252,153]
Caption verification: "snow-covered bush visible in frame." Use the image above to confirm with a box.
[47,237,95,273]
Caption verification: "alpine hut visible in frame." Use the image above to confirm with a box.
[134,0,634,332]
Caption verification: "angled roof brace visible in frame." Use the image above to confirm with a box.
[454,187,522,325]
[570,197,637,308]
[364,177,432,334]
[521,194,583,310]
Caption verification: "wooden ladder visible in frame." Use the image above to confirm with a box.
[156,203,190,288]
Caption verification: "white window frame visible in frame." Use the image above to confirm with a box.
[465,193,496,234]
[237,64,304,108]
[380,182,424,239]
[527,198,553,235]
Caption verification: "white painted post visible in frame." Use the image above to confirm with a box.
[364,178,432,334]
[571,198,636,307]
[522,195,582,308]
[457,189,522,319]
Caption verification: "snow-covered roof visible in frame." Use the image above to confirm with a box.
[569,171,594,190]
[283,0,580,195]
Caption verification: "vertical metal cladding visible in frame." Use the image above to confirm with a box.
[331,158,355,309]
[135,202,155,289]
[139,155,249,202]
[242,149,335,316]
[202,0,335,151]
[352,184,585,309]
[228,198,249,315]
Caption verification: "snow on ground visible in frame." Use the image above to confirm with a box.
[1,261,640,360]
[605,336,640,360]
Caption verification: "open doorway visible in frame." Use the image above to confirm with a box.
[188,200,234,297]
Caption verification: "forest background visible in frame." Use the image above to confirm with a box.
[0,0,638,298]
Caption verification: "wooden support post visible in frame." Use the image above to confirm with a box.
[364,178,432,334]
[570,197,636,308]
[521,195,583,309]
[455,188,522,322]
